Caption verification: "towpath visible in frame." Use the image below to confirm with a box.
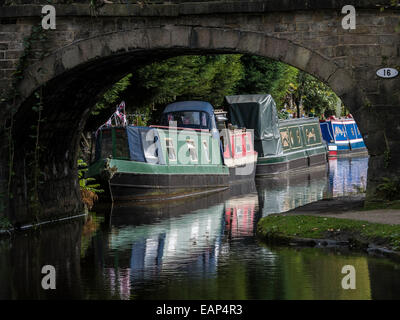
[283,196,400,225]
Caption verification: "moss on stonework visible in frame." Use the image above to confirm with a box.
[257,215,400,251]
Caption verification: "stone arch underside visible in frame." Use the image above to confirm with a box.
[8,26,373,223]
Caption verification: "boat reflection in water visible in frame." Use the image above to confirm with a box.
[101,182,262,299]
[257,165,328,216]
[4,155,400,299]
[327,156,368,197]
[258,156,369,216]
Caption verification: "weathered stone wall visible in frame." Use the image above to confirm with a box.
[0,1,399,223]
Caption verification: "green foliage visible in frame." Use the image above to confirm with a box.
[128,111,151,127]
[236,56,299,108]
[272,65,300,109]
[0,216,12,231]
[235,56,340,117]
[27,90,45,219]
[376,178,400,201]
[133,54,244,109]
[92,74,132,115]
[384,149,391,169]
[0,23,49,214]
[88,55,244,126]
[383,131,391,169]
[88,54,342,126]
[236,55,283,95]
[78,159,104,194]
[300,73,341,116]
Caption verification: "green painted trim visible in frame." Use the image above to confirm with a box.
[306,145,327,156]
[257,146,326,165]
[111,128,116,158]
[110,159,229,175]
[257,155,288,165]
[88,158,229,177]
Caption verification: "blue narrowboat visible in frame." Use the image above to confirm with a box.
[320,116,368,157]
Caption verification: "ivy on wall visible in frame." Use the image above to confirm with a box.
[0,22,49,219]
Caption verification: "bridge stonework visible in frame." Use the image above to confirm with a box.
[0,1,399,224]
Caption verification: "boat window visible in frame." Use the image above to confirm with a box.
[100,129,113,158]
[202,140,210,162]
[245,135,251,152]
[201,112,208,127]
[187,139,198,162]
[235,135,243,154]
[114,129,129,159]
[162,111,209,130]
[165,138,176,161]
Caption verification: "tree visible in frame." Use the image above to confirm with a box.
[132,54,244,109]
[236,55,299,111]
[86,54,343,130]
[236,55,282,94]
[85,54,244,128]
[122,54,244,122]
[297,72,341,118]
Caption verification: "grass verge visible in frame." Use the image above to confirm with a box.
[257,215,400,251]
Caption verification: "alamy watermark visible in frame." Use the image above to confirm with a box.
[41,5,56,30]
[341,265,356,290]
[41,265,56,290]
[342,5,357,30]
[141,125,256,176]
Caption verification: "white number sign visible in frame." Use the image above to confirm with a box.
[376,68,398,79]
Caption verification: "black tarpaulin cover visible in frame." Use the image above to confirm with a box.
[225,94,283,157]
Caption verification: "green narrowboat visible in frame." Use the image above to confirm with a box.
[88,125,229,202]
[87,101,257,202]
[225,94,328,176]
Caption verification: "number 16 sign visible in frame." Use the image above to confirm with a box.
[376,68,398,79]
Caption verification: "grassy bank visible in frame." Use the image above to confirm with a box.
[257,215,400,251]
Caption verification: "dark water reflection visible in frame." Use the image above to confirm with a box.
[2,156,400,300]
[259,157,368,216]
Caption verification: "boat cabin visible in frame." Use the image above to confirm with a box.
[225,94,327,175]
[160,101,218,131]
[93,125,223,166]
[320,116,367,156]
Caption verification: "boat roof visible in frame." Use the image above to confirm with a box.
[163,101,215,116]
[225,94,274,105]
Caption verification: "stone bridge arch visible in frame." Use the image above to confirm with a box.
[0,1,399,224]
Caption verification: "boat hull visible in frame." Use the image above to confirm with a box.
[320,119,368,158]
[327,142,368,158]
[89,158,257,202]
[109,171,229,202]
[335,147,368,157]
[228,161,257,184]
[256,146,327,176]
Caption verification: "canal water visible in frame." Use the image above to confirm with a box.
[2,156,400,300]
